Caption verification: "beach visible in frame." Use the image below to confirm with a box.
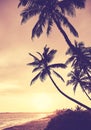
[0,112,53,130]
[3,116,51,130]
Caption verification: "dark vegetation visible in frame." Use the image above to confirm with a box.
[45,108,91,130]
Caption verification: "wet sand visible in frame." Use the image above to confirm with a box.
[3,116,52,130]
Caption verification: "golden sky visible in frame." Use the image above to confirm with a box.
[0,0,91,112]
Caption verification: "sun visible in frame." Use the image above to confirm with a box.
[31,93,53,112]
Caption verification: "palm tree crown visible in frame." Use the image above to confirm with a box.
[66,41,91,79]
[18,0,85,48]
[27,45,66,84]
[67,70,91,100]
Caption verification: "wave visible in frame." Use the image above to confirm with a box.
[0,112,49,130]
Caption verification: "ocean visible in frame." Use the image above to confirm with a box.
[0,112,49,130]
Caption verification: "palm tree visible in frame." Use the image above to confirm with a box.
[18,0,86,48]
[66,41,91,80]
[67,70,91,100]
[28,45,66,84]
[28,45,91,110]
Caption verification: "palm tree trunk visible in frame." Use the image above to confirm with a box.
[48,73,91,111]
[82,87,91,100]
[53,18,75,50]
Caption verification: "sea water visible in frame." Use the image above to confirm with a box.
[0,112,48,130]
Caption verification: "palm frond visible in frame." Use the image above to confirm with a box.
[55,10,78,37]
[70,0,86,9]
[29,53,40,61]
[47,49,57,62]
[27,61,39,66]
[78,42,84,48]
[71,58,77,67]
[81,76,91,82]
[47,18,53,35]
[37,52,43,59]
[32,20,43,38]
[66,47,73,55]
[66,79,74,86]
[18,0,28,7]
[67,71,74,77]
[40,69,48,82]
[21,7,40,23]
[59,13,78,37]
[43,45,50,57]
[53,70,64,82]
[73,82,78,93]
[48,49,57,56]
[59,0,85,14]
[30,72,41,85]
[49,63,66,69]
[32,10,47,38]
[58,0,76,16]
[32,66,43,72]
[66,56,75,65]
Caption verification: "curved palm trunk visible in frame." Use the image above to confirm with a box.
[83,71,91,100]
[53,18,75,50]
[82,86,91,100]
[48,73,91,111]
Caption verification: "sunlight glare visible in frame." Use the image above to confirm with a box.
[31,93,53,112]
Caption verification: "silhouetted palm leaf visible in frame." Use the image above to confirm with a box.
[18,0,28,7]
[31,72,41,85]
[66,56,75,65]
[40,69,48,82]
[29,53,40,61]
[47,50,57,62]
[49,64,66,69]
[32,66,43,72]
[27,61,40,66]
[66,79,74,86]
[37,52,43,58]
[58,0,85,16]
[53,70,64,82]
[47,18,53,35]
[73,83,78,93]
[56,12,78,37]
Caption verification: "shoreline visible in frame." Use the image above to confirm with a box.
[3,115,53,130]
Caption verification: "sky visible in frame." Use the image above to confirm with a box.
[0,0,91,112]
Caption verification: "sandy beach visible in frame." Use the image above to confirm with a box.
[3,116,52,130]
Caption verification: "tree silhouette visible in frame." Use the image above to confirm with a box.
[28,45,66,84]
[66,41,91,82]
[44,109,91,130]
[67,70,91,100]
[65,41,91,101]
[18,0,91,110]
[28,45,91,110]
[18,0,85,48]
[66,41,91,77]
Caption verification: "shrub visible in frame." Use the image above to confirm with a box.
[45,109,91,130]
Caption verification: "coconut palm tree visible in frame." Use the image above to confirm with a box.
[18,0,85,48]
[67,70,91,100]
[66,41,91,80]
[28,45,66,84]
[28,45,91,110]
